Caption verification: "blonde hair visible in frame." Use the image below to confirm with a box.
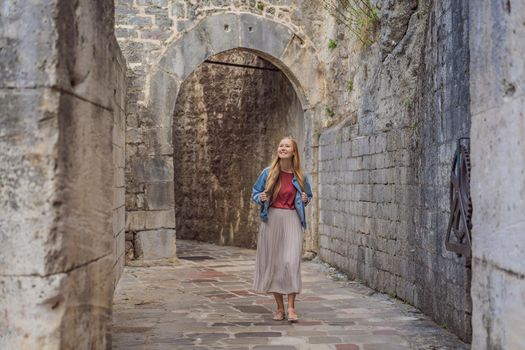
[264,136,305,201]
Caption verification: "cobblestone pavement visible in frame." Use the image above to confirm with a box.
[112,240,470,350]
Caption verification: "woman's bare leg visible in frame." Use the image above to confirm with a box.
[287,293,298,321]
[273,292,285,311]
[287,293,296,309]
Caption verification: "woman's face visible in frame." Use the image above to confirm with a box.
[277,138,294,159]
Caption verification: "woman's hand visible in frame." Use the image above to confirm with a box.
[260,192,268,202]
[301,192,308,203]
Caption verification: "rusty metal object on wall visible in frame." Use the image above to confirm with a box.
[445,137,473,257]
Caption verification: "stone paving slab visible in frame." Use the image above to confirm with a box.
[112,240,470,350]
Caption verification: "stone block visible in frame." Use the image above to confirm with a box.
[146,69,181,127]
[1,88,115,275]
[131,156,174,182]
[145,182,175,210]
[158,25,213,81]
[142,126,174,156]
[201,12,241,55]
[171,3,186,18]
[115,27,138,39]
[140,29,171,41]
[137,0,168,6]
[239,16,295,71]
[55,92,115,266]
[128,16,153,27]
[126,209,175,231]
[135,229,176,260]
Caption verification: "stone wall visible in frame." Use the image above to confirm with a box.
[316,0,472,341]
[0,0,126,348]
[116,0,326,262]
[172,50,303,248]
[115,0,474,341]
[470,1,525,349]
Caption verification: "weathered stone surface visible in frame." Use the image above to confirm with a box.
[55,0,118,110]
[131,157,174,182]
[379,0,418,59]
[239,13,293,60]
[469,0,524,116]
[145,69,180,127]
[0,274,64,349]
[0,253,114,350]
[135,229,176,260]
[158,27,213,81]
[126,209,176,231]
[471,98,525,272]
[0,0,57,87]
[279,38,326,109]
[1,1,127,349]
[0,88,60,276]
[145,182,174,210]
[54,93,115,270]
[469,1,525,348]
[141,127,174,156]
[316,0,472,342]
[203,13,241,55]
[471,259,525,350]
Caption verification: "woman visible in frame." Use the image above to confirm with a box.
[251,136,313,322]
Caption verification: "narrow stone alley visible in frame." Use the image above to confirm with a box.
[112,240,468,350]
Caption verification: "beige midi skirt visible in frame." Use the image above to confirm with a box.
[252,207,304,294]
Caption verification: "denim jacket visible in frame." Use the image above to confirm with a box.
[251,167,313,229]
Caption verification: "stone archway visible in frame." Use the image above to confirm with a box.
[127,12,327,262]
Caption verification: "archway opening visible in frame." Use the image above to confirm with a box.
[172,49,304,248]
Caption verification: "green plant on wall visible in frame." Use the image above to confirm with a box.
[328,38,338,50]
[325,106,335,118]
[346,79,354,92]
[322,0,380,46]
[403,96,414,108]
[257,1,264,11]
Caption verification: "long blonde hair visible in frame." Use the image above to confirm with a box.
[264,136,305,201]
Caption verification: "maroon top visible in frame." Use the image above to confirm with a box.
[270,171,297,209]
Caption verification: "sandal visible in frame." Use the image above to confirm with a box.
[287,308,299,322]
[272,309,285,321]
